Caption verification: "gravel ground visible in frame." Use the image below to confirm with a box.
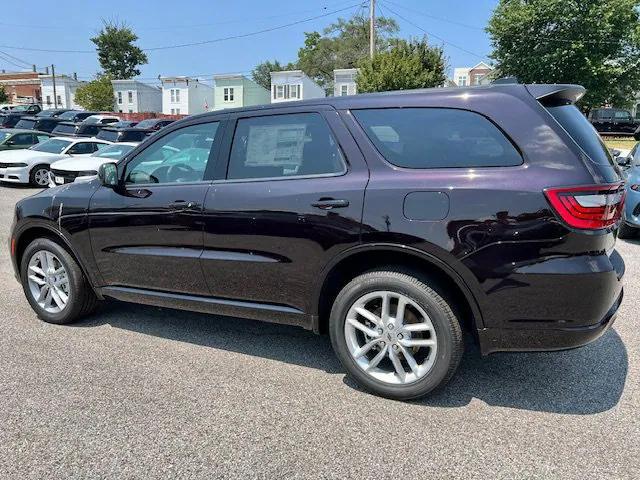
[0,185,638,479]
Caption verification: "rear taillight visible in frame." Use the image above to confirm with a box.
[544,183,625,230]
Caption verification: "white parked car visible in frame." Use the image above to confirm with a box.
[49,142,138,187]
[0,137,111,187]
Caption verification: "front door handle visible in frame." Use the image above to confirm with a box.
[311,198,349,210]
[170,200,197,211]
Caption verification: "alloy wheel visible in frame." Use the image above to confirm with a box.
[33,168,50,186]
[27,250,70,313]
[344,291,438,385]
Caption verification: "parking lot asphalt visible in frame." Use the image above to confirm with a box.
[0,185,638,480]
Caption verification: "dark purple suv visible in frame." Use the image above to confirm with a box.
[9,84,625,399]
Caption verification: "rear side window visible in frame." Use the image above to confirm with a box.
[353,108,522,169]
[227,113,345,180]
[546,105,614,166]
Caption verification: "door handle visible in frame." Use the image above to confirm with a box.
[170,200,197,211]
[311,198,349,210]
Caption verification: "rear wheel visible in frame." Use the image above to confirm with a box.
[29,164,50,187]
[329,270,463,400]
[20,238,98,324]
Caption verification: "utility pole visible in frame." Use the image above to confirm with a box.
[51,64,57,109]
[369,0,376,59]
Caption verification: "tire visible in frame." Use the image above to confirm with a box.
[329,269,463,400]
[29,164,50,187]
[618,222,636,239]
[20,238,98,324]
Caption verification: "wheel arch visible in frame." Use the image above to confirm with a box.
[312,244,484,335]
[13,221,102,299]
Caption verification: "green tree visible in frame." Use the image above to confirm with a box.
[251,59,297,90]
[91,20,148,79]
[356,38,447,93]
[296,14,399,91]
[74,75,115,111]
[487,0,640,109]
[0,86,7,103]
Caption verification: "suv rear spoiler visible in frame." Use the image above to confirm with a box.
[525,84,586,106]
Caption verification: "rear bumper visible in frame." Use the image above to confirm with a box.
[478,288,623,355]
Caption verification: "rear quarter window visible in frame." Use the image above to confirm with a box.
[353,108,522,169]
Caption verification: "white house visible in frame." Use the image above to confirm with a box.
[40,74,83,110]
[270,70,325,103]
[160,76,214,115]
[212,74,270,111]
[112,79,162,113]
[333,68,358,96]
[452,62,494,87]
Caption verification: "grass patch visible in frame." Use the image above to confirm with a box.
[602,136,637,151]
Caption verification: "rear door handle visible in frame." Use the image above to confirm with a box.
[311,198,349,210]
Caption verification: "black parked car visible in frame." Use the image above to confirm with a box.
[14,116,63,133]
[0,104,43,128]
[95,126,150,143]
[588,107,640,135]
[133,118,174,131]
[107,120,138,129]
[56,110,98,123]
[51,121,81,137]
[9,84,625,400]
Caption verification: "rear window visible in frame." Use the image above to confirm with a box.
[546,105,614,166]
[53,123,77,135]
[353,108,522,169]
[96,129,119,142]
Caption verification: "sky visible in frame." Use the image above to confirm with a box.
[0,0,498,85]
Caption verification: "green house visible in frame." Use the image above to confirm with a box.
[212,74,270,111]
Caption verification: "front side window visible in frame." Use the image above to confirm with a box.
[94,143,136,160]
[614,110,631,120]
[12,133,34,146]
[124,121,219,184]
[31,138,72,153]
[353,108,522,169]
[227,113,345,180]
[68,142,97,155]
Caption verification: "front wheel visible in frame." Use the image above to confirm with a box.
[329,270,463,400]
[20,238,98,324]
[29,164,50,187]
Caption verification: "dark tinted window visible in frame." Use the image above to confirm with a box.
[228,113,345,180]
[354,108,522,169]
[12,133,34,145]
[58,111,80,120]
[121,130,148,142]
[546,104,614,166]
[68,142,96,154]
[134,119,158,129]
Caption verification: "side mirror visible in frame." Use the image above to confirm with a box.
[616,155,630,166]
[5,140,15,146]
[98,162,119,187]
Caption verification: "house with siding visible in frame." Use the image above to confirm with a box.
[160,76,214,115]
[40,74,83,110]
[212,74,270,111]
[270,70,325,103]
[452,62,494,87]
[333,68,358,96]
[112,79,162,113]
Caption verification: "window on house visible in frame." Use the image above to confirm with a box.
[46,95,51,106]
[175,108,180,115]
[56,95,62,105]
[117,91,123,104]
[458,76,467,86]
[128,91,133,103]
[340,85,348,96]
[227,113,345,180]
[290,84,299,99]
[175,89,180,102]
[276,85,284,99]
[474,74,484,85]
[129,109,133,113]
[170,108,175,115]
[224,87,234,102]
[170,90,175,102]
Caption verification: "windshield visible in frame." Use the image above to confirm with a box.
[58,111,80,120]
[0,131,11,142]
[93,143,135,160]
[135,119,157,129]
[11,105,30,112]
[31,138,72,153]
[15,119,36,129]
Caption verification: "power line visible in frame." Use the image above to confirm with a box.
[382,0,484,31]
[380,2,489,60]
[0,3,364,54]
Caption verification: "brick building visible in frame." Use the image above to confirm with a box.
[0,71,43,104]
